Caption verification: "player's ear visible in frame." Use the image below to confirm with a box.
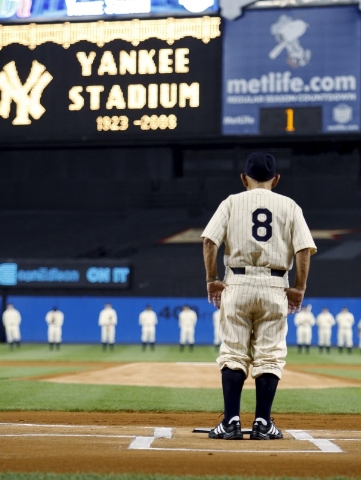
[272,174,280,188]
[240,173,248,188]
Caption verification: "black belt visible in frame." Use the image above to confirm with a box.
[230,267,286,277]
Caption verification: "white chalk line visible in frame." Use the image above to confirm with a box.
[287,430,342,452]
[309,429,361,433]
[129,427,173,449]
[149,447,321,453]
[0,424,356,453]
[129,436,154,449]
[0,422,107,429]
[0,422,153,430]
[1,434,132,438]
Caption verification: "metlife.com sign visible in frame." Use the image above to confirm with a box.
[222,5,360,135]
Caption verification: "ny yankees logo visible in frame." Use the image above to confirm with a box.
[0,60,53,125]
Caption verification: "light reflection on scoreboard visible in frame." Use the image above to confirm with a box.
[0,0,218,22]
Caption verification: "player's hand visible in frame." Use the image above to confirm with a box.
[207,280,227,309]
[285,287,305,314]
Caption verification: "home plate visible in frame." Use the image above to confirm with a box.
[193,428,252,434]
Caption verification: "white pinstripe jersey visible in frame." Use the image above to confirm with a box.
[179,309,197,329]
[139,310,158,327]
[294,310,315,327]
[316,312,335,329]
[336,311,354,329]
[201,188,316,277]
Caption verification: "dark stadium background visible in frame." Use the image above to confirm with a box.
[0,0,360,343]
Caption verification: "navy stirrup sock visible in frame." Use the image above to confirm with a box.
[221,367,246,423]
[255,373,279,423]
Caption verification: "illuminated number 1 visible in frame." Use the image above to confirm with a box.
[285,108,295,132]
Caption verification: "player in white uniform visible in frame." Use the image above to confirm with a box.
[45,307,64,350]
[336,307,354,353]
[358,319,361,350]
[179,305,197,351]
[316,307,335,353]
[98,303,118,351]
[213,308,221,350]
[202,152,316,440]
[2,303,22,349]
[139,305,158,351]
[294,305,315,354]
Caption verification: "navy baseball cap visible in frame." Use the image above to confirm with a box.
[245,152,276,181]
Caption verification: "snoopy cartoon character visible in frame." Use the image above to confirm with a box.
[269,15,311,68]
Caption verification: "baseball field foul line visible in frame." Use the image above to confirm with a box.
[287,430,343,452]
[1,434,132,438]
[0,423,108,429]
[0,423,348,453]
[128,428,343,453]
[129,427,173,449]
[129,427,344,453]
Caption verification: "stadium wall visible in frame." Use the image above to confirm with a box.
[3,295,361,347]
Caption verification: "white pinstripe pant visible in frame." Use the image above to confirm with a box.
[5,325,21,343]
[101,325,116,344]
[217,276,288,380]
[337,328,353,348]
[318,327,332,347]
[296,325,312,345]
[141,325,156,343]
[48,325,62,343]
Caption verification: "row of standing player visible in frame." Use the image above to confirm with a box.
[3,301,361,354]
[294,305,361,353]
[1,153,358,442]
[2,303,66,350]
[100,303,202,351]
[1,302,211,351]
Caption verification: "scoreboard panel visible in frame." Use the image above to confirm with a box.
[259,107,322,135]
[222,5,361,137]
[1,5,360,144]
[0,16,222,144]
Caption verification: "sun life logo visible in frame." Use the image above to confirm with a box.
[332,104,352,124]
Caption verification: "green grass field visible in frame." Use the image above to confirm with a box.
[1,342,360,365]
[0,343,360,413]
[0,343,360,480]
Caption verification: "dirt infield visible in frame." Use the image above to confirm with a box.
[0,412,360,477]
[1,362,360,477]
[43,361,361,389]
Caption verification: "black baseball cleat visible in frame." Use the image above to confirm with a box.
[209,418,243,440]
[250,417,283,440]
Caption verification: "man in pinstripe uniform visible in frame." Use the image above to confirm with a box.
[202,152,316,440]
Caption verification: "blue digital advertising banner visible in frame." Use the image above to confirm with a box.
[0,260,131,289]
[222,5,361,136]
[0,0,218,24]
[5,295,361,346]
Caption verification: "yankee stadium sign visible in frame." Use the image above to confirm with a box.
[0,16,222,144]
